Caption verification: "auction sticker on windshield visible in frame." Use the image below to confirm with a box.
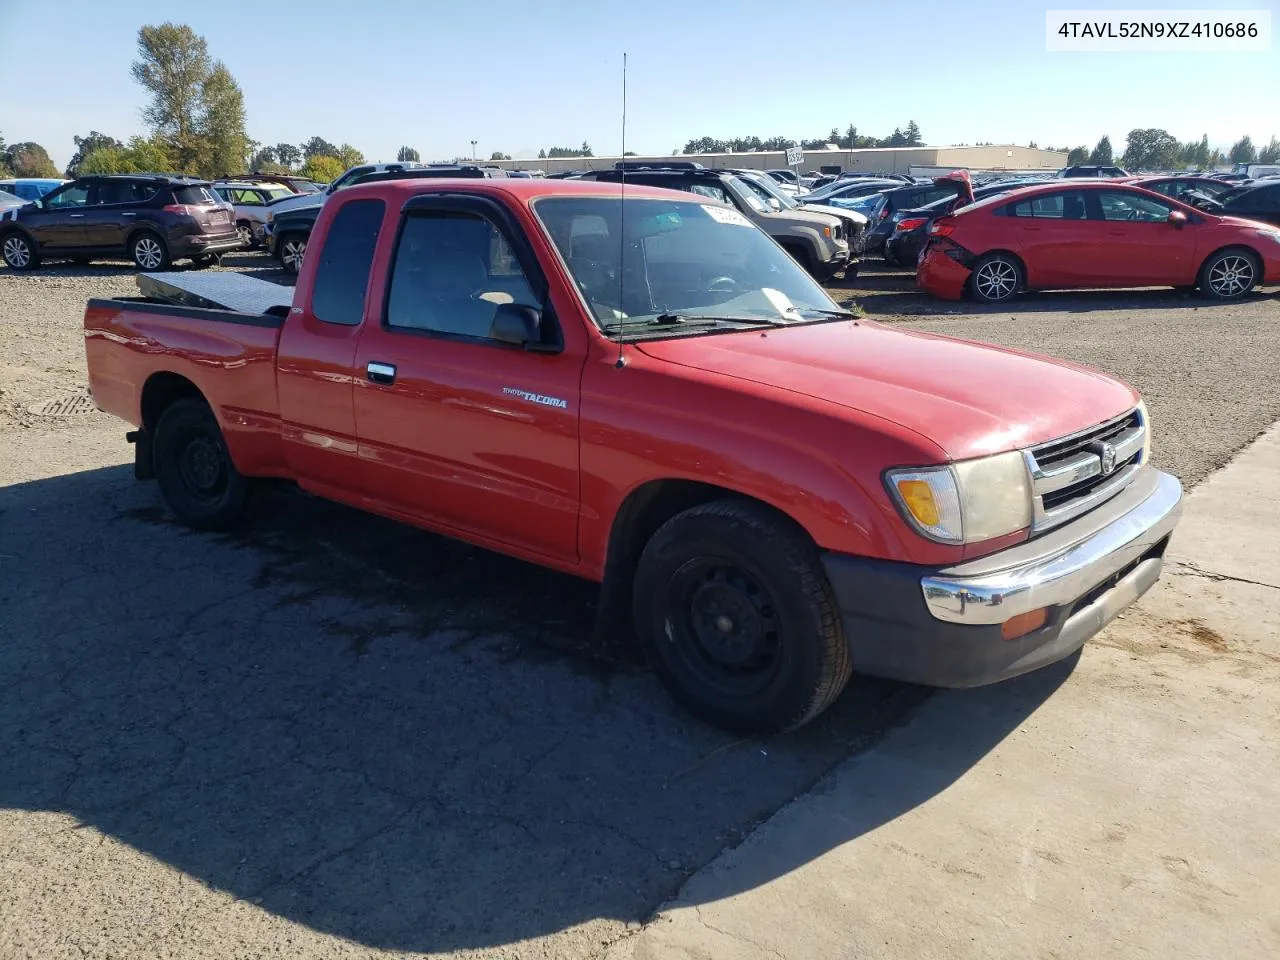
[702,205,752,226]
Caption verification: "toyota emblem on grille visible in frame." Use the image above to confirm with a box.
[1098,441,1118,475]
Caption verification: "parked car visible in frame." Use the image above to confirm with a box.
[578,163,851,280]
[850,180,970,256]
[0,178,68,202]
[265,165,505,274]
[265,161,430,222]
[884,178,1049,267]
[1214,180,1280,227]
[1,174,242,270]
[212,181,295,246]
[917,181,1280,303]
[1056,165,1130,178]
[1133,175,1237,211]
[728,169,868,259]
[0,189,24,211]
[84,176,1183,734]
[221,173,324,194]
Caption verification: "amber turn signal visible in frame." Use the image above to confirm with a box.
[1001,608,1049,641]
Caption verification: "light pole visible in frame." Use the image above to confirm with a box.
[470,140,477,160]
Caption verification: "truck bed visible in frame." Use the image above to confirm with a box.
[136,271,294,315]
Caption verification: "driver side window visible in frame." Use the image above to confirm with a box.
[1098,191,1172,222]
[385,213,538,339]
[44,183,90,208]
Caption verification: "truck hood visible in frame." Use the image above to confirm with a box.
[268,193,324,218]
[798,203,867,227]
[636,321,1137,461]
[758,207,842,228]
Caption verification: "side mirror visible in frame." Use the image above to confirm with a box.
[489,302,556,352]
[1169,210,1188,227]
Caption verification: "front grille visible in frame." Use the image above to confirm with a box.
[1025,408,1146,533]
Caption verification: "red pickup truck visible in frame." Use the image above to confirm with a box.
[85,178,1183,733]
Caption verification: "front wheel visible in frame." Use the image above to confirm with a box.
[131,231,170,271]
[970,252,1022,303]
[1,232,39,270]
[632,500,852,734]
[236,221,255,248]
[1199,248,1259,301]
[152,398,249,530]
[277,233,307,275]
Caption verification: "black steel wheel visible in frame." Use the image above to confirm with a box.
[633,500,851,734]
[152,398,248,530]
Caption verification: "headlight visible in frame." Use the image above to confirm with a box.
[886,450,1031,544]
[1137,399,1152,465]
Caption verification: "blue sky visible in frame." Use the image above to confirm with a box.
[1,0,1275,169]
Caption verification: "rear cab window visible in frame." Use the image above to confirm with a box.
[310,198,386,325]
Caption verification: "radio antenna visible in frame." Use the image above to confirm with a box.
[615,51,627,369]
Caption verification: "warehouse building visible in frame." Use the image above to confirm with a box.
[489,144,1067,176]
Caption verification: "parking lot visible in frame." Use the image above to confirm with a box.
[2,254,1278,959]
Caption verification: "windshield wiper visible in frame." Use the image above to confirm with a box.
[604,313,784,331]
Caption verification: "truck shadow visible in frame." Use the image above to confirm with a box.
[0,465,1069,954]
[842,285,1277,319]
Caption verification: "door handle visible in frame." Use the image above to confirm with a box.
[122,212,137,217]
[69,213,85,218]
[1021,225,1042,232]
[366,361,397,385]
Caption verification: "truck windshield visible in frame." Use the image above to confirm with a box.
[534,196,843,330]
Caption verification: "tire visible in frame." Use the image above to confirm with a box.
[152,398,249,530]
[632,499,852,734]
[277,233,307,275]
[969,252,1022,303]
[236,221,255,248]
[131,231,170,271]
[1,232,39,270]
[883,246,900,267]
[1198,248,1260,301]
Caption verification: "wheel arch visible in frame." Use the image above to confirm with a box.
[140,371,207,433]
[124,224,167,253]
[594,478,815,646]
[1199,243,1263,273]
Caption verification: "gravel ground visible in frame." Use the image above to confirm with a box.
[0,252,1277,959]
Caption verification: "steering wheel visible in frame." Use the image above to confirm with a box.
[707,276,739,295]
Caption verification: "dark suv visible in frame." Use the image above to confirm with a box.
[0,174,243,271]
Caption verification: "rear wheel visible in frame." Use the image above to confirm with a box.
[632,500,851,734]
[1,232,39,270]
[131,231,170,271]
[152,398,249,530]
[970,252,1022,303]
[1198,248,1259,301]
[236,221,255,248]
[278,233,307,275]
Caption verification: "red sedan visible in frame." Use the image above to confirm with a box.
[917,181,1280,303]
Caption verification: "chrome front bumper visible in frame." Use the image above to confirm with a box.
[820,467,1182,688]
[921,467,1182,624]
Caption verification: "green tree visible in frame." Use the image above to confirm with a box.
[0,131,8,177]
[302,136,339,160]
[1259,136,1280,164]
[1121,128,1179,170]
[1228,135,1256,164]
[67,131,123,176]
[1088,135,1113,165]
[488,151,511,161]
[397,146,421,162]
[130,23,247,177]
[300,154,344,183]
[537,148,546,159]
[4,142,59,178]
[1067,145,1089,165]
[80,136,174,174]
[193,62,247,177]
[274,143,300,169]
[1184,134,1211,169]
[336,144,364,168]
[904,120,923,146]
[250,146,277,169]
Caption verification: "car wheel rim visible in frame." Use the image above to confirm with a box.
[238,225,252,245]
[283,240,305,271]
[1209,256,1253,298]
[664,560,783,698]
[4,237,30,267]
[136,238,163,269]
[177,432,228,500]
[975,259,1017,300]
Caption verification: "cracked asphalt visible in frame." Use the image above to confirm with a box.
[1,255,1278,959]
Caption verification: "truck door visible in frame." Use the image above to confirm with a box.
[275,196,387,497]
[352,194,584,564]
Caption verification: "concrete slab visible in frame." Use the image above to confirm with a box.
[608,430,1280,960]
